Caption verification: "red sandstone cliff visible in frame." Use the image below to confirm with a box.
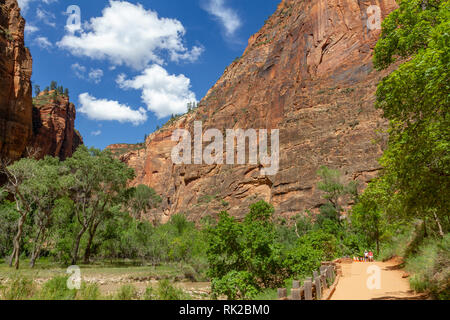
[109,0,399,222]
[0,0,83,162]
[30,91,83,160]
[0,0,33,161]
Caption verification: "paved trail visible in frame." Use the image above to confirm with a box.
[331,259,423,300]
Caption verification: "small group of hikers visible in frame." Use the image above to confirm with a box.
[353,250,374,262]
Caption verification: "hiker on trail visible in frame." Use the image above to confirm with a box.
[364,250,369,262]
[369,251,374,262]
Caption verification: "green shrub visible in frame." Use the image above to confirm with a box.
[157,279,190,300]
[115,284,138,300]
[211,271,259,300]
[37,276,77,300]
[78,282,101,300]
[406,234,450,299]
[143,286,155,300]
[285,230,338,278]
[1,275,35,300]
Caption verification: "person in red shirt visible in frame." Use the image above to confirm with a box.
[368,251,374,262]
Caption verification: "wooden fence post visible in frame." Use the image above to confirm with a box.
[313,270,319,279]
[321,270,328,289]
[277,288,287,300]
[304,279,313,300]
[314,276,322,299]
[327,265,334,282]
[291,288,302,300]
[292,280,300,289]
[327,266,333,282]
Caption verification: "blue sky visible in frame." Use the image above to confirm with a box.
[19,0,280,149]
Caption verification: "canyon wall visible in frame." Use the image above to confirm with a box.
[109,0,399,222]
[0,0,33,161]
[0,0,82,162]
[30,91,84,160]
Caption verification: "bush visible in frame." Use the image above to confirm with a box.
[78,282,101,300]
[157,279,190,300]
[285,230,338,278]
[143,286,155,300]
[211,271,259,300]
[1,275,35,300]
[115,284,138,300]
[406,234,450,299]
[207,202,285,299]
[38,276,77,300]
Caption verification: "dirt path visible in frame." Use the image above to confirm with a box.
[331,259,424,300]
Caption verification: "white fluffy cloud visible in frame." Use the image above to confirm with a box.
[18,0,57,13]
[58,1,203,70]
[91,130,102,136]
[34,36,52,49]
[88,69,104,84]
[78,93,148,125]
[71,64,104,84]
[71,63,86,79]
[25,24,39,34]
[204,0,242,37]
[36,7,56,27]
[117,65,196,119]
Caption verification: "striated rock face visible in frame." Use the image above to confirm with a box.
[0,0,33,161]
[0,0,83,163]
[109,0,398,222]
[30,91,84,160]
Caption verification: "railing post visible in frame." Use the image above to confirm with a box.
[292,280,300,289]
[321,270,328,289]
[278,288,287,300]
[327,265,334,282]
[314,276,322,300]
[304,279,313,300]
[313,270,319,279]
[291,288,302,300]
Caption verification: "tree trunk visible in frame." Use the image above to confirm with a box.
[71,227,87,265]
[11,214,26,270]
[30,232,47,268]
[83,221,100,264]
[9,247,16,267]
[30,226,44,268]
[423,219,428,238]
[433,212,445,237]
[376,226,380,256]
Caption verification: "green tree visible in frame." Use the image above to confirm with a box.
[373,0,449,233]
[0,202,19,258]
[50,81,57,91]
[207,201,284,299]
[316,166,358,225]
[27,157,63,267]
[63,146,135,264]
[351,178,392,255]
[318,166,357,209]
[1,157,52,269]
[285,230,338,277]
[128,185,161,221]
[34,84,40,96]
